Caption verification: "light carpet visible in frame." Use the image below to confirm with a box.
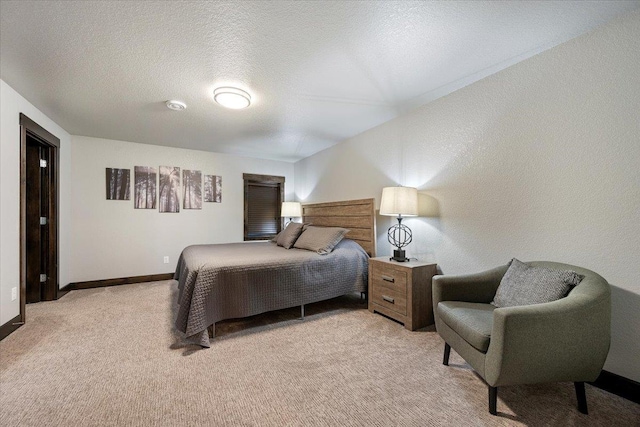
[0,280,638,426]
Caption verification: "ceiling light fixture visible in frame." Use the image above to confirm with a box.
[166,100,187,111]
[213,87,251,109]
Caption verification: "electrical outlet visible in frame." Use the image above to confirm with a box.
[11,287,17,301]
[163,256,169,264]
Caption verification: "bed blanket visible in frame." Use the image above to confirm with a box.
[174,239,368,347]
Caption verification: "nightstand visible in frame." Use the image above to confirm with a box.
[368,257,438,330]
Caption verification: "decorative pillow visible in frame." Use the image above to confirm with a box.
[293,226,349,255]
[276,222,305,249]
[270,232,280,243]
[491,258,584,308]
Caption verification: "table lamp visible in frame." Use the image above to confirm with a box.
[379,186,418,262]
[281,201,302,225]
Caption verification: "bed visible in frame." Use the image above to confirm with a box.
[174,198,376,347]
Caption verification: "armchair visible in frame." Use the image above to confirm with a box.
[432,262,611,415]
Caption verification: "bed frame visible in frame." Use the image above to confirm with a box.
[302,198,376,257]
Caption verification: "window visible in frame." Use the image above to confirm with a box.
[243,173,285,240]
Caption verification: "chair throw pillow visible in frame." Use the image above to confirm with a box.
[491,258,584,308]
[293,226,349,255]
[276,222,305,249]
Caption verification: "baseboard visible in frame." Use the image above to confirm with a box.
[590,370,640,405]
[67,273,174,290]
[57,286,71,299]
[0,315,23,341]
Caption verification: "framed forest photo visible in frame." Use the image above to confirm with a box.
[183,170,202,209]
[106,168,130,200]
[204,175,222,203]
[134,166,157,209]
[159,166,180,213]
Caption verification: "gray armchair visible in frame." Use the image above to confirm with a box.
[432,262,611,415]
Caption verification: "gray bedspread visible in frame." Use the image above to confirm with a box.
[174,239,369,347]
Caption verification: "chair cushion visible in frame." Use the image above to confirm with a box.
[438,301,495,353]
[492,258,584,308]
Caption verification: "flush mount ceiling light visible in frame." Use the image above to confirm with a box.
[213,87,251,109]
[166,100,187,111]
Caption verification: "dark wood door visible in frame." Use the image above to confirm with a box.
[3,113,63,340]
[25,135,51,303]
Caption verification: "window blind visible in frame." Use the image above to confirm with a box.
[246,183,280,238]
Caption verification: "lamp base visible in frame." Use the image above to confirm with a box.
[390,249,409,262]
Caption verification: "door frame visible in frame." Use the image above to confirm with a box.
[19,113,60,321]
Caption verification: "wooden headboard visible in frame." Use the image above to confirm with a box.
[302,198,376,257]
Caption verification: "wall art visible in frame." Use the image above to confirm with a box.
[105,168,130,200]
[159,166,180,213]
[204,175,222,203]
[183,169,202,209]
[134,166,157,209]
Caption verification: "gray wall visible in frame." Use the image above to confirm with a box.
[295,11,640,381]
[69,136,294,282]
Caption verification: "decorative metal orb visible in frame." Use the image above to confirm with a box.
[387,223,412,249]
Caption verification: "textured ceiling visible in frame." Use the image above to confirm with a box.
[1,1,639,162]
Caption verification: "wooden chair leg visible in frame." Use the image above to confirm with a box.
[575,382,588,414]
[489,386,498,415]
[443,343,451,366]
[207,324,215,338]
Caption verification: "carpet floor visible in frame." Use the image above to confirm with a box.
[0,280,638,426]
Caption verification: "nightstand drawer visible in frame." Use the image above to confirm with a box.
[371,285,407,315]
[371,264,407,294]
[368,257,437,331]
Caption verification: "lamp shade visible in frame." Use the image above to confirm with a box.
[281,202,302,218]
[379,187,418,217]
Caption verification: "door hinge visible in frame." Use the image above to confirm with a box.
[40,274,47,283]
[40,159,47,168]
[40,217,47,225]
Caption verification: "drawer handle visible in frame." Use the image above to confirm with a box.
[382,295,395,304]
[381,275,395,283]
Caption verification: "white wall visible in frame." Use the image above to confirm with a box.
[70,136,294,282]
[295,11,640,381]
[0,79,72,325]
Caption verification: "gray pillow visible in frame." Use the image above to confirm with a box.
[276,222,304,249]
[492,259,584,308]
[293,226,349,255]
